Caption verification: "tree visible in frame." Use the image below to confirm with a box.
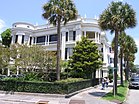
[124,35,137,81]
[1,29,11,47]
[111,32,126,86]
[42,0,78,80]
[99,1,136,94]
[12,44,56,74]
[68,37,102,79]
[0,45,10,74]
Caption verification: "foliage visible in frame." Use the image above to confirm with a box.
[124,35,137,80]
[99,1,137,94]
[10,44,56,75]
[99,1,136,33]
[42,0,78,25]
[0,29,11,47]
[0,78,100,94]
[0,46,10,72]
[42,0,78,80]
[68,37,102,79]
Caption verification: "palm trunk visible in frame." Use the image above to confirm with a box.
[126,60,129,81]
[120,48,123,86]
[124,56,129,81]
[113,30,118,95]
[56,17,61,80]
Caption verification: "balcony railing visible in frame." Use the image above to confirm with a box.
[82,18,98,24]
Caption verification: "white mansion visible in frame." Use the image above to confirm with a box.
[11,16,114,78]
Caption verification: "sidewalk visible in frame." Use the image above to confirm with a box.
[0,83,116,104]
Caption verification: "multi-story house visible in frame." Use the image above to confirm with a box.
[11,16,114,78]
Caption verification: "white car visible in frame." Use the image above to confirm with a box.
[129,77,139,89]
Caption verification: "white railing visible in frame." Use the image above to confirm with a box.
[35,24,53,30]
[81,18,98,24]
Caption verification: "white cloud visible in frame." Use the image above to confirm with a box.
[0,19,5,33]
[135,39,139,47]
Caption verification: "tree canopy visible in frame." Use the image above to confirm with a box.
[68,37,102,79]
[1,29,11,47]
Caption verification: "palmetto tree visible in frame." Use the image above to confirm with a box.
[42,0,78,80]
[99,1,136,94]
[124,35,137,81]
[111,32,126,86]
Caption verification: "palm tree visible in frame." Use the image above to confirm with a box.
[99,1,136,94]
[111,32,126,86]
[118,32,126,86]
[124,35,137,81]
[42,0,78,80]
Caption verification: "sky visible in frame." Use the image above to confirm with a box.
[0,0,138,64]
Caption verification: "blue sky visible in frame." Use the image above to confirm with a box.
[0,0,139,64]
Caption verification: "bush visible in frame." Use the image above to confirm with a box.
[0,78,100,94]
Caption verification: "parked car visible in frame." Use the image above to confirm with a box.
[129,76,139,89]
[9,74,24,78]
[0,75,7,80]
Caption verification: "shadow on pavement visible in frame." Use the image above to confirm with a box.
[88,91,106,97]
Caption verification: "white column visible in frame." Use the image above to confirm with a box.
[7,68,10,76]
[45,35,47,45]
[16,66,19,75]
[75,25,82,41]
[17,34,22,44]
[103,43,107,64]
[61,31,66,60]
[16,32,26,44]
[98,33,100,43]
[76,29,82,41]
[11,34,15,44]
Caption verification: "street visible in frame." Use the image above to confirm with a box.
[125,88,139,104]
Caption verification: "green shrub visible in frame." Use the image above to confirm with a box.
[0,78,100,94]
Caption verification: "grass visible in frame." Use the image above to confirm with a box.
[103,81,128,102]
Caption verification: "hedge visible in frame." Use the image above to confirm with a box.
[0,78,100,94]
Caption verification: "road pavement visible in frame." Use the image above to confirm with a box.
[124,88,139,104]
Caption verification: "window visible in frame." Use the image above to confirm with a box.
[36,36,45,43]
[21,35,24,44]
[69,31,76,41]
[110,58,113,63]
[86,31,95,38]
[49,34,57,42]
[73,31,76,41]
[29,37,32,45]
[65,48,73,60]
[69,48,73,57]
[109,47,112,53]
[101,48,103,52]
[66,32,68,41]
[65,48,68,59]
[33,37,35,43]
[82,31,84,36]
[15,35,18,43]
[102,58,103,61]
